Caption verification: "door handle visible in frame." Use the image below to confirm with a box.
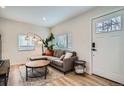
[92,48,97,51]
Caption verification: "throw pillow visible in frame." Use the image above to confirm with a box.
[64,52,73,59]
[60,55,65,60]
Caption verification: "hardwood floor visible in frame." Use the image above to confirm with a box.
[7,65,121,86]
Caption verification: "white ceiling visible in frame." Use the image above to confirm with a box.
[0,6,95,27]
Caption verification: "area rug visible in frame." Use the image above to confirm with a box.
[19,65,64,86]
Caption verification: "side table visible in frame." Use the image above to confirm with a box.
[74,60,86,75]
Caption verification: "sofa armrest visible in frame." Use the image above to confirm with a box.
[63,56,78,71]
[63,56,78,62]
[30,56,48,61]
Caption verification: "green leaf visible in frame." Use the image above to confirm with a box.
[42,33,55,51]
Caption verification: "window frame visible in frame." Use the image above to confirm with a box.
[18,34,35,51]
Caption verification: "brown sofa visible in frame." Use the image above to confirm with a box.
[30,49,78,74]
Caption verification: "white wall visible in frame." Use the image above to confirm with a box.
[51,6,124,74]
[0,18,49,65]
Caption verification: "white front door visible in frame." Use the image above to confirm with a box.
[92,9,124,84]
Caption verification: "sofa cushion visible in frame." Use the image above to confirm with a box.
[53,50,65,58]
[64,50,77,57]
[52,59,63,67]
[60,55,65,60]
[53,50,57,57]
[47,56,60,61]
[64,52,73,59]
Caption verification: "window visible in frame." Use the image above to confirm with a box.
[18,35,35,51]
[96,16,121,33]
[54,33,72,49]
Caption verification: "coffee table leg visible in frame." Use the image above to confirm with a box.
[44,66,47,79]
[32,68,33,74]
[26,67,28,81]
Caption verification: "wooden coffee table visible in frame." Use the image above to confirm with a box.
[25,60,50,81]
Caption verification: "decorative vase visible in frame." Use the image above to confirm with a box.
[45,49,54,56]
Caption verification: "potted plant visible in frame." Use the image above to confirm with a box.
[42,33,55,56]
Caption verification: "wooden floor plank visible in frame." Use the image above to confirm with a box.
[6,65,121,86]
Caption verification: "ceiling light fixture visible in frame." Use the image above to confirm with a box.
[42,17,47,21]
[25,32,44,52]
[25,35,29,41]
[38,40,43,45]
[32,36,37,42]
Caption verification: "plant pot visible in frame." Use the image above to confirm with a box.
[45,49,54,56]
